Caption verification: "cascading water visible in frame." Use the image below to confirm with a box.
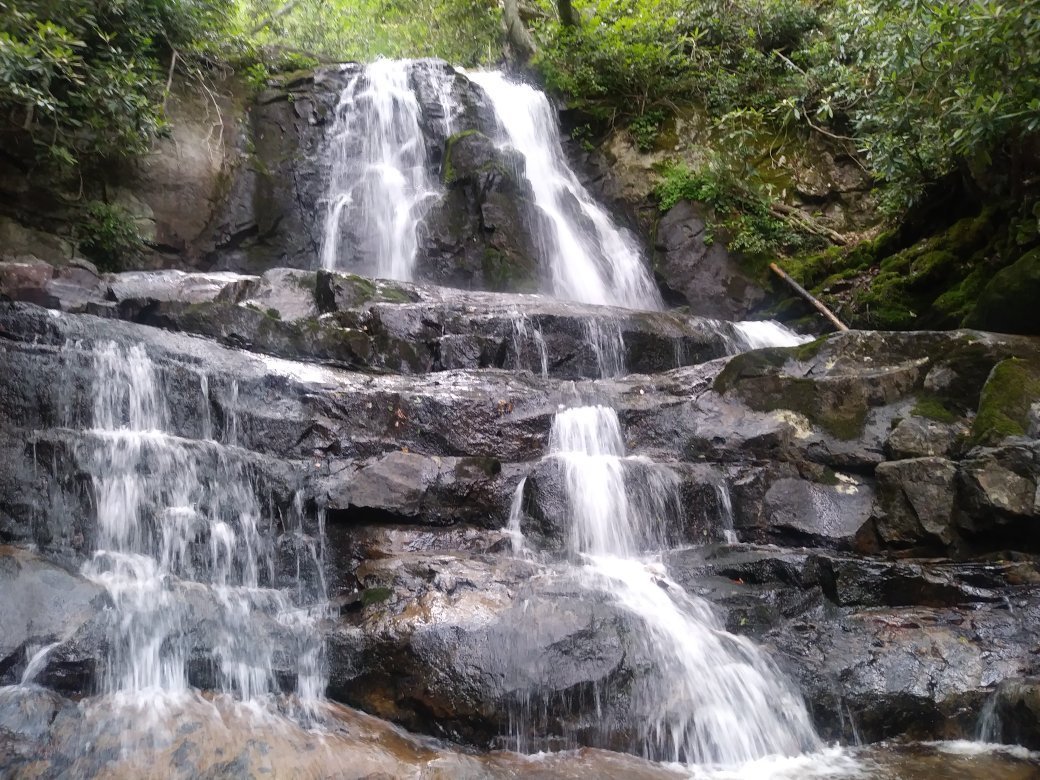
[469,71,662,311]
[77,342,327,709]
[320,60,449,279]
[542,405,821,766]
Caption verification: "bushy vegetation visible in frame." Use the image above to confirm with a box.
[238,0,501,66]
[533,0,1040,215]
[655,161,819,260]
[78,200,143,272]
[0,0,241,169]
[0,0,500,175]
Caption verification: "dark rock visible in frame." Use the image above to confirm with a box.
[886,416,965,459]
[322,452,516,528]
[982,677,1040,749]
[206,66,354,273]
[417,130,542,292]
[770,599,1040,743]
[327,552,655,751]
[968,247,1040,336]
[759,475,874,548]
[873,458,960,551]
[957,442,1040,547]
[0,546,109,692]
[653,201,766,319]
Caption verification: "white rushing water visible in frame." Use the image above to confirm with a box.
[731,320,813,350]
[320,60,447,279]
[469,71,662,311]
[78,342,327,708]
[541,405,821,766]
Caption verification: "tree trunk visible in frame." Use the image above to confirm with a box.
[557,0,579,26]
[503,0,537,61]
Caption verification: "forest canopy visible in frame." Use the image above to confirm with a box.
[0,0,1036,217]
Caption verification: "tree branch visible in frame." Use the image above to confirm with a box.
[250,0,305,36]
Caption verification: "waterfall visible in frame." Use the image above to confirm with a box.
[468,71,662,311]
[539,404,821,765]
[320,60,449,279]
[78,342,327,707]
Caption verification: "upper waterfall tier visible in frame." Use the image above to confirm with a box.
[320,60,449,280]
[468,71,662,310]
[317,61,662,311]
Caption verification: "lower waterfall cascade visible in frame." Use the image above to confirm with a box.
[0,54,1038,780]
[80,341,329,706]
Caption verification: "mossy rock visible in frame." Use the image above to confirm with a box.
[972,357,1040,446]
[713,346,868,440]
[910,393,960,424]
[782,205,1040,334]
[360,586,394,607]
[966,247,1040,335]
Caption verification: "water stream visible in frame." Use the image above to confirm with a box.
[320,60,448,279]
[470,71,663,310]
[77,342,328,710]
[540,405,821,766]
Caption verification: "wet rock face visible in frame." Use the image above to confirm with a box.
[653,201,767,318]
[206,68,351,274]
[417,130,542,291]
[4,261,1040,766]
[0,547,108,693]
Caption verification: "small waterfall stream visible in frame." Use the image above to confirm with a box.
[546,406,820,765]
[320,60,449,279]
[470,71,662,310]
[78,342,328,709]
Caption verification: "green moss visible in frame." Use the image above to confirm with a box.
[441,129,481,185]
[966,248,1040,335]
[360,586,393,607]
[911,394,959,423]
[780,203,1040,334]
[816,466,841,486]
[266,307,281,320]
[714,348,867,439]
[972,358,1040,445]
[370,281,414,303]
[483,248,537,292]
[455,456,502,479]
[712,348,789,395]
[793,336,829,361]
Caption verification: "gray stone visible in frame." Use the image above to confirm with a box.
[874,457,959,550]
[653,201,765,319]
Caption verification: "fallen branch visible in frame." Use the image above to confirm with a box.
[769,201,849,246]
[769,262,849,332]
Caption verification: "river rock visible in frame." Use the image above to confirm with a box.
[653,200,766,318]
[873,457,960,552]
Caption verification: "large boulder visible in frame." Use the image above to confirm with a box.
[417,130,541,291]
[653,200,766,318]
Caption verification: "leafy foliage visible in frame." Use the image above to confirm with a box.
[78,200,143,271]
[237,0,501,66]
[0,0,239,169]
[536,0,1040,216]
[655,161,818,260]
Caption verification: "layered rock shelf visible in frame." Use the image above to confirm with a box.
[2,264,1040,770]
